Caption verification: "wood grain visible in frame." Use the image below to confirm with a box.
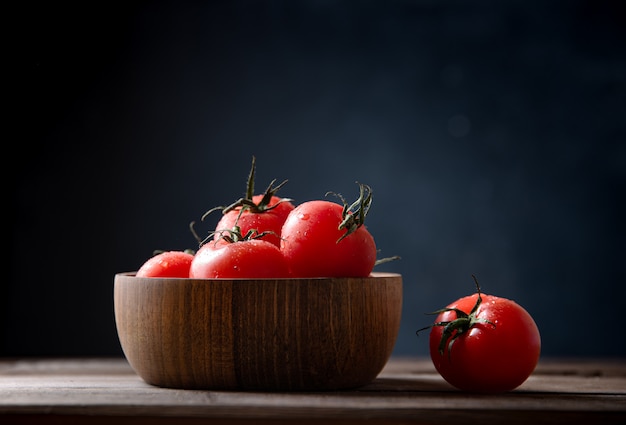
[1,358,625,425]
[114,272,403,391]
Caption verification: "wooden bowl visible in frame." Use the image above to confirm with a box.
[114,272,402,391]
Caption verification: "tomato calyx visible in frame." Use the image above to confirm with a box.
[327,182,400,265]
[416,275,495,357]
[374,255,401,266]
[203,225,275,247]
[206,178,292,218]
[326,182,373,243]
[201,156,293,221]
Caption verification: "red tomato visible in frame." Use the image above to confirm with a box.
[136,251,194,278]
[280,199,377,278]
[418,277,541,393]
[189,239,290,279]
[198,157,295,248]
[214,194,294,248]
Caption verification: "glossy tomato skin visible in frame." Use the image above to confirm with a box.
[214,195,295,248]
[189,239,290,279]
[428,293,541,393]
[280,200,377,278]
[136,251,194,278]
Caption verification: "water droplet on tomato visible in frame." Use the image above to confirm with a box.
[297,212,310,220]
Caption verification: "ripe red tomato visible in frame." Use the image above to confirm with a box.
[214,194,294,248]
[197,157,295,248]
[136,251,194,278]
[280,188,377,278]
[418,276,541,393]
[189,238,290,279]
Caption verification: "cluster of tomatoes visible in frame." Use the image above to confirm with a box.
[133,157,542,394]
[135,158,381,280]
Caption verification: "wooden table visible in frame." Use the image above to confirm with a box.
[1,357,625,424]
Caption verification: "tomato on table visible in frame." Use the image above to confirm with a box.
[417,276,541,393]
[136,250,194,278]
[280,183,377,278]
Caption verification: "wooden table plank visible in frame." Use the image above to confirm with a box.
[1,357,625,425]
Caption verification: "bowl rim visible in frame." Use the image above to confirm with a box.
[115,271,402,282]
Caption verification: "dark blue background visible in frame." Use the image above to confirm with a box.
[6,1,625,358]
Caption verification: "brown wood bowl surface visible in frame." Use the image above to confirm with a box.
[114,272,402,391]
